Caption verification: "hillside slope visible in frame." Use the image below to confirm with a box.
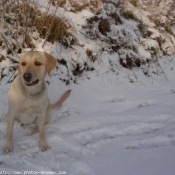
[0,0,175,83]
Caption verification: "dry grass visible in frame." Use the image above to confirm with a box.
[36,15,73,44]
[0,0,75,55]
[123,11,136,20]
[0,0,39,54]
[129,0,138,7]
[50,0,103,14]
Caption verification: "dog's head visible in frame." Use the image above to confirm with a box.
[18,51,57,87]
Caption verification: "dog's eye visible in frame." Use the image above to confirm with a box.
[35,62,41,66]
[21,62,26,66]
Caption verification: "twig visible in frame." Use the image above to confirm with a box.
[42,2,60,47]
[5,24,21,49]
[1,34,13,53]
[13,0,19,34]
[6,55,19,63]
[5,70,17,85]
[23,0,29,44]
[155,55,168,82]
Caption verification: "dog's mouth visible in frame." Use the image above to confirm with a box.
[25,79,39,86]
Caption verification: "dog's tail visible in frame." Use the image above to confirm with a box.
[50,90,71,110]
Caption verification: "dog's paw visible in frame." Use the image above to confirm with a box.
[39,142,49,152]
[3,144,13,154]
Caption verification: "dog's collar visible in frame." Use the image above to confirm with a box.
[29,84,45,98]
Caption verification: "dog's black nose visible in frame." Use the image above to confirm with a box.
[23,73,32,82]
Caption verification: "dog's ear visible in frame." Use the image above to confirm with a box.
[43,52,57,76]
[18,52,27,75]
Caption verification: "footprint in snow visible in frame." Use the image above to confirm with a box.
[137,100,156,108]
[100,96,128,103]
[125,136,173,150]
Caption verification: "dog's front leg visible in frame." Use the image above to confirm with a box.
[3,110,15,153]
[37,113,49,151]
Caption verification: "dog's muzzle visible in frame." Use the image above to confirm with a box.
[23,73,39,86]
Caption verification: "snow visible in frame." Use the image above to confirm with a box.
[147,28,164,41]
[161,38,175,55]
[1,57,175,174]
[1,0,175,174]
[140,38,159,52]
[138,45,151,59]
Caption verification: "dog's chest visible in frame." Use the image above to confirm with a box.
[17,97,47,125]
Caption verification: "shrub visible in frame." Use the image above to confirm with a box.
[123,11,136,20]
[111,13,123,25]
[98,18,111,35]
[36,15,73,45]
[86,49,98,62]
[120,56,143,69]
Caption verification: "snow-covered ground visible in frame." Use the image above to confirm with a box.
[1,0,175,174]
[0,56,175,175]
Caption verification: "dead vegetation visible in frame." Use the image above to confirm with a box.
[111,12,123,25]
[0,0,175,84]
[119,55,146,69]
[84,0,175,71]
[0,0,74,57]
[86,49,98,62]
[98,18,111,35]
[36,14,75,46]
[49,0,104,14]
[123,11,136,20]
[125,0,175,36]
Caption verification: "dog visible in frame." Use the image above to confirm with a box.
[3,51,71,153]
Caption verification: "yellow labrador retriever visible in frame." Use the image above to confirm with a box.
[3,51,71,153]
